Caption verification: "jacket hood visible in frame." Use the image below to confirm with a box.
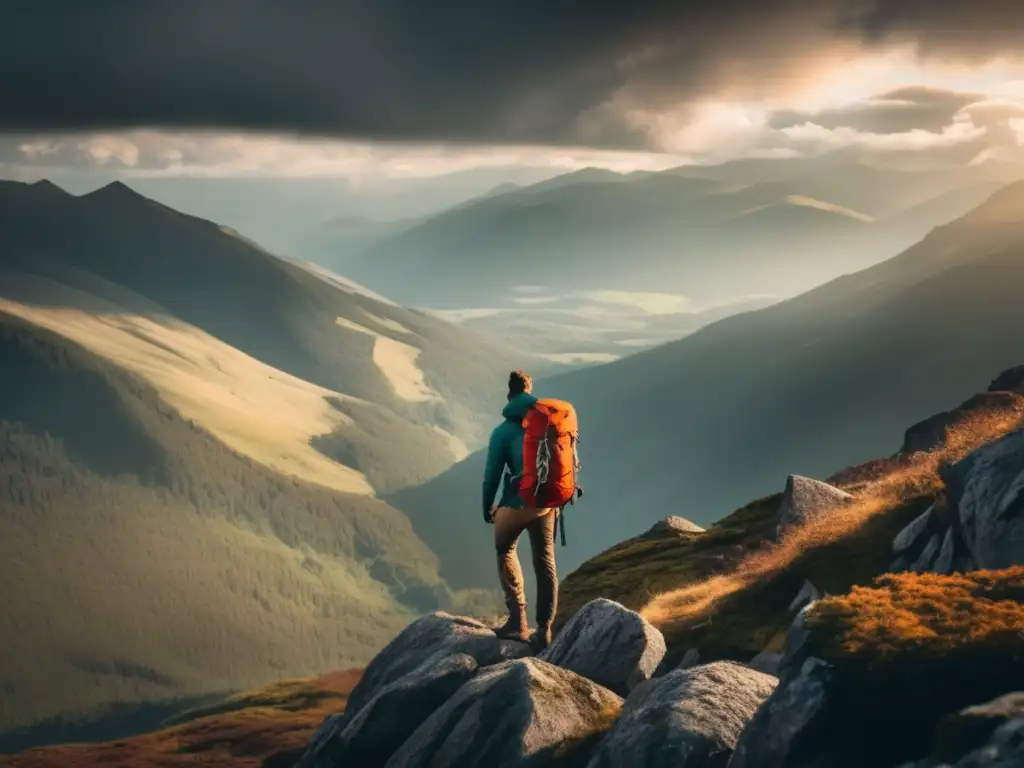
[502,393,537,422]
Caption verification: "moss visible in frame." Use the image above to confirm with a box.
[555,493,782,633]
[796,568,1024,767]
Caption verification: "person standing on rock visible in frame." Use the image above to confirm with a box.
[482,369,558,650]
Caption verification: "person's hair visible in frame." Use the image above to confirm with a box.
[507,369,533,399]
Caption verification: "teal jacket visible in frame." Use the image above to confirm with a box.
[482,393,537,514]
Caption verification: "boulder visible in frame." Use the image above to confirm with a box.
[893,505,935,554]
[941,428,1024,568]
[646,516,706,536]
[540,598,666,696]
[344,612,531,720]
[296,652,478,768]
[587,661,778,768]
[727,657,834,768]
[775,475,853,538]
[384,658,623,768]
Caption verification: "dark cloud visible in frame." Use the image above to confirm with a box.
[3,1,1024,148]
[769,86,984,134]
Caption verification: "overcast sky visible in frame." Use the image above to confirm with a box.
[4,1,1024,180]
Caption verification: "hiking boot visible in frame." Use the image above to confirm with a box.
[494,605,530,642]
[530,624,553,653]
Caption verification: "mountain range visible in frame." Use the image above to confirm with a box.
[389,179,1024,588]
[336,153,1019,309]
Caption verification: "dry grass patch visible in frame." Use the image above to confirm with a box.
[790,569,1024,768]
[554,494,780,634]
[0,670,362,768]
[807,568,1024,666]
[641,403,1023,643]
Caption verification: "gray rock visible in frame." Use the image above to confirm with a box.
[893,505,935,554]
[951,717,1024,767]
[906,693,1024,768]
[747,651,783,677]
[942,427,1024,568]
[910,532,942,573]
[776,475,853,538]
[384,658,623,768]
[345,612,531,720]
[933,527,957,575]
[646,516,706,536]
[777,602,816,684]
[296,652,478,768]
[787,580,822,614]
[678,648,701,670]
[540,598,666,696]
[588,661,778,768]
[727,657,834,768]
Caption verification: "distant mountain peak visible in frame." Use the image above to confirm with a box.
[957,180,1024,226]
[81,180,149,204]
[29,179,70,197]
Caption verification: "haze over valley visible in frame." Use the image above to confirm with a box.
[6,2,1024,763]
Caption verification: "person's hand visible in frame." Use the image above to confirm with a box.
[483,505,496,524]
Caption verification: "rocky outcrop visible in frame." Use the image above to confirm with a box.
[343,613,531,721]
[942,428,1024,569]
[893,505,935,555]
[775,475,853,538]
[776,602,816,684]
[910,532,942,573]
[727,657,833,768]
[645,516,706,536]
[901,392,1024,454]
[297,651,478,767]
[933,528,957,575]
[540,598,666,696]
[587,662,777,768]
[988,366,1024,396]
[384,658,622,768]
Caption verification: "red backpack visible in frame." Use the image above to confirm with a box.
[518,398,583,543]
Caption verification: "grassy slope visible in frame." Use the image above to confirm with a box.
[0,314,470,737]
[390,181,1024,588]
[557,383,1024,669]
[0,180,528,493]
[0,670,363,768]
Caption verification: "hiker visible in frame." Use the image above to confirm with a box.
[482,369,559,650]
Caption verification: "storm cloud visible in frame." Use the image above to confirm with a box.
[3,1,1024,149]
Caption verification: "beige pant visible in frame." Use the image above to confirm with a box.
[493,505,558,628]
